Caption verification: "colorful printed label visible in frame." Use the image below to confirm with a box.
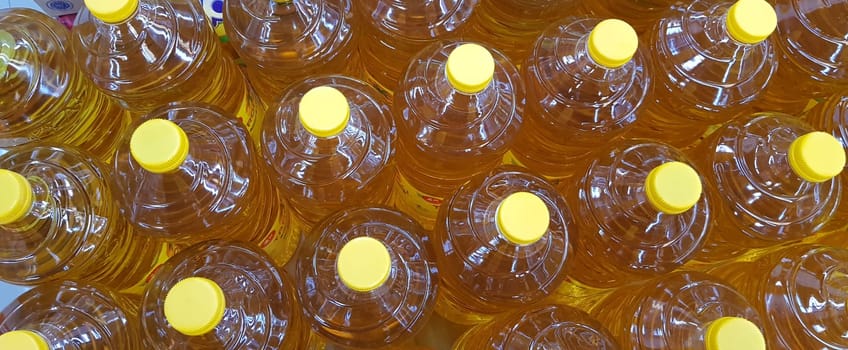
[257,208,301,267]
[235,92,265,143]
[120,243,181,295]
[391,172,444,226]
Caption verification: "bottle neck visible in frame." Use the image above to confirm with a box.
[2,176,52,234]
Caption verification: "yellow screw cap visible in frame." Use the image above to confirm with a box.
[164,277,226,336]
[705,317,766,350]
[130,119,190,174]
[788,131,847,183]
[298,86,351,138]
[0,169,33,225]
[496,192,550,245]
[337,236,392,292]
[84,0,139,24]
[588,19,639,69]
[726,0,777,44]
[446,43,495,94]
[644,162,703,215]
[0,330,49,350]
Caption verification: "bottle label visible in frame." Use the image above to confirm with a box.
[119,243,181,295]
[391,172,444,223]
[502,150,526,167]
[235,92,264,142]
[257,207,302,266]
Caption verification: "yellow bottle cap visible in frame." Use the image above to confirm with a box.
[445,43,495,94]
[705,317,766,350]
[298,86,351,138]
[336,236,392,292]
[788,131,846,183]
[130,119,190,174]
[644,162,703,215]
[0,169,33,225]
[0,330,49,350]
[164,277,226,336]
[587,19,639,69]
[84,0,139,24]
[726,0,777,44]
[496,192,550,245]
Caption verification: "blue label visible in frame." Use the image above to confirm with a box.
[201,0,224,26]
[47,0,74,10]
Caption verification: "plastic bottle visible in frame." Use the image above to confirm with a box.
[0,8,130,162]
[296,207,438,349]
[563,139,712,289]
[140,240,315,349]
[629,0,778,148]
[111,102,300,267]
[710,244,848,349]
[803,94,848,232]
[0,144,163,291]
[393,42,523,229]
[260,75,396,227]
[71,0,266,142]
[506,18,650,183]
[354,0,477,95]
[0,280,141,350]
[688,112,846,264]
[461,0,576,63]
[582,0,674,34]
[592,271,766,350]
[223,0,357,106]
[433,165,572,325]
[453,303,620,349]
[754,0,848,115]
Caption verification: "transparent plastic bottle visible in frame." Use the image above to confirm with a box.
[140,240,314,349]
[452,303,620,349]
[592,271,766,350]
[688,112,846,264]
[72,0,266,142]
[803,94,848,232]
[629,0,778,148]
[563,139,712,289]
[393,42,523,229]
[112,102,300,267]
[710,244,848,349]
[0,280,141,350]
[754,0,848,115]
[461,0,576,63]
[296,207,438,349]
[433,165,572,325]
[354,0,477,95]
[506,18,650,183]
[260,75,396,227]
[0,8,130,162]
[582,0,675,34]
[0,144,163,290]
[223,0,357,106]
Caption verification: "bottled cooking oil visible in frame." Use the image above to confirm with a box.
[453,303,620,349]
[72,0,266,142]
[0,280,141,350]
[710,244,848,349]
[563,139,712,289]
[688,112,846,264]
[629,0,778,148]
[803,94,848,232]
[223,0,357,106]
[393,42,523,229]
[260,76,396,227]
[0,8,130,162]
[111,103,300,267]
[507,18,650,183]
[140,240,314,349]
[296,207,438,349]
[462,0,576,63]
[592,271,766,350]
[754,0,848,115]
[582,0,674,34]
[354,0,476,95]
[433,165,573,325]
[0,144,163,290]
